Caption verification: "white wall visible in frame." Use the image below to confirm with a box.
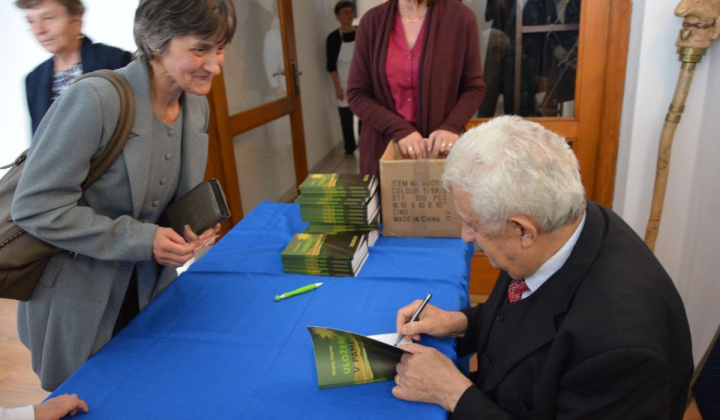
[0,1,137,168]
[292,0,345,169]
[616,0,720,365]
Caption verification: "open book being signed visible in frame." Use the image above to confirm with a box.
[307,326,411,389]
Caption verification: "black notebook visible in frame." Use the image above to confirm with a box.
[164,179,231,235]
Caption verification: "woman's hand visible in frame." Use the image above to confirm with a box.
[397,131,427,159]
[34,393,89,420]
[152,227,197,268]
[427,130,459,158]
[183,223,221,248]
[335,85,345,101]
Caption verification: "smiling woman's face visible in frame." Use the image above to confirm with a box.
[154,35,227,96]
[24,0,82,57]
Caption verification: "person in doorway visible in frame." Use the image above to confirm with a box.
[347,0,485,178]
[392,116,693,419]
[326,1,359,155]
[15,0,132,136]
[12,0,235,391]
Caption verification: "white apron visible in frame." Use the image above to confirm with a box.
[335,28,355,107]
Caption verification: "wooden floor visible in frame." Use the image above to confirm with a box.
[0,148,704,417]
[314,146,361,175]
[0,298,49,408]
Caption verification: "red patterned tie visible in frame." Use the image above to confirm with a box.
[508,279,528,303]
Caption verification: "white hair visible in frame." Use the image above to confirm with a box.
[442,115,586,236]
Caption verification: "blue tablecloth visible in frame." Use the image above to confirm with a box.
[52,201,473,419]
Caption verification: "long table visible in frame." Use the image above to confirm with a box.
[51,201,473,419]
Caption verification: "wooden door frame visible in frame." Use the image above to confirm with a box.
[206,71,243,229]
[593,0,632,207]
[205,0,308,229]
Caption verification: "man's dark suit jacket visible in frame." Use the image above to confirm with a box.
[453,200,693,419]
[25,36,132,135]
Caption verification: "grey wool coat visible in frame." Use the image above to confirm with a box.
[11,59,210,391]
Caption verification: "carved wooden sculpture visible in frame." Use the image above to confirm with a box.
[644,0,720,251]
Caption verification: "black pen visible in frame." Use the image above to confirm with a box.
[395,293,432,346]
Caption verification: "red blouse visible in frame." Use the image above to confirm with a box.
[385,9,427,125]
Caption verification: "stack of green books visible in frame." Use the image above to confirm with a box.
[298,173,378,197]
[281,232,369,276]
[295,173,380,246]
[297,193,379,226]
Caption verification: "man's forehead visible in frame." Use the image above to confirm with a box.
[453,189,476,222]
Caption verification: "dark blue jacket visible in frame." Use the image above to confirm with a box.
[25,36,132,135]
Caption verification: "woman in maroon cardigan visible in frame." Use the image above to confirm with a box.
[347,0,485,177]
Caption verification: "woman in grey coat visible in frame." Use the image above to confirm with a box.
[11,0,237,391]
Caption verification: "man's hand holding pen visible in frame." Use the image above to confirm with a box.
[395,300,469,342]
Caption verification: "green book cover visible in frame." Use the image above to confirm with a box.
[281,233,369,276]
[300,214,371,225]
[299,174,378,195]
[295,194,371,206]
[301,206,371,215]
[281,254,357,264]
[307,326,410,389]
[281,232,365,259]
[300,193,378,216]
[301,206,379,225]
[282,255,354,263]
[303,223,379,234]
[295,229,378,247]
[283,268,355,277]
[281,240,368,262]
[281,259,355,271]
[302,212,380,234]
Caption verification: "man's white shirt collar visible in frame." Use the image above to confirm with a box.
[522,210,587,299]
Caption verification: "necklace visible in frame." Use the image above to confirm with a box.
[399,6,427,23]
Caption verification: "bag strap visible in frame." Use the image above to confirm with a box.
[75,70,135,190]
[0,150,28,170]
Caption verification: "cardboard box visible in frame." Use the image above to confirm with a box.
[379,142,461,237]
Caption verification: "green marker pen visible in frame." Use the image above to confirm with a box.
[275,282,323,301]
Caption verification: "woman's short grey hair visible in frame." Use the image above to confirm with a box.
[15,0,84,16]
[442,115,586,236]
[134,0,236,61]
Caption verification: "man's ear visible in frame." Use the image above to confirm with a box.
[509,215,537,248]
